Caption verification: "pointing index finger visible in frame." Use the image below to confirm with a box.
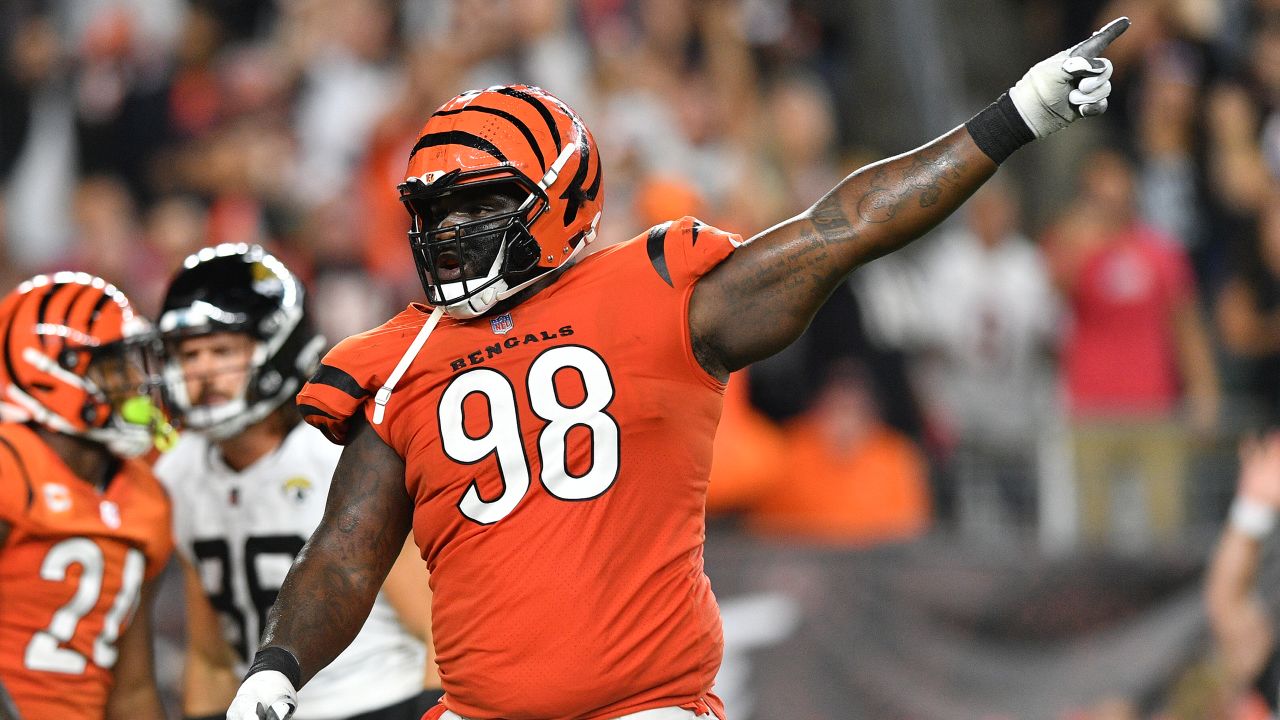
[1069,16,1130,58]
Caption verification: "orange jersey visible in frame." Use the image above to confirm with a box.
[298,217,739,720]
[0,423,173,720]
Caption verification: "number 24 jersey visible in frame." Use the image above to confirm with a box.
[298,217,741,720]
[0,422,173,720]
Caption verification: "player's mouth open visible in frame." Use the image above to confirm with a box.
[435,251,464,282]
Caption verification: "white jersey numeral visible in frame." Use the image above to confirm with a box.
[24,539,145,673]
[440,345,619,524]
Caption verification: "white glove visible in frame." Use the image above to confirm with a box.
[1009,17,1129,137]
[226,670,298,720]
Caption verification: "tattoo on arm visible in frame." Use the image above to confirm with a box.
[260,415,413,685]
[691,126,994,374]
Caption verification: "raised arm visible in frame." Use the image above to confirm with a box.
[227,413,413,720]
[690,18,1129,377]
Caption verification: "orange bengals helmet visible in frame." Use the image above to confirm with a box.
[399,85,604,319]
[0,272,164,457]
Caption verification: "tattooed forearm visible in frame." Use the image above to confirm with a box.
[690,125,998,374]
[816,140,969,241]
[260,415,413,685]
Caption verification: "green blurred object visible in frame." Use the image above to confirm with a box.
[120,396,179,452]
[120,396,153,425]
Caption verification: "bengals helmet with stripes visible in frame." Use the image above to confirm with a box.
[0,272,163,457]
[399,85,604,319]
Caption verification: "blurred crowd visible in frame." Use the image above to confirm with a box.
[4,0,1280,556]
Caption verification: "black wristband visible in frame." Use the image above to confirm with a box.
[246,646,302,690]
[965,93,1036,165]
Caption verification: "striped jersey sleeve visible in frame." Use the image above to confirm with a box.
[296,310,423,445]
[642,216,742,290]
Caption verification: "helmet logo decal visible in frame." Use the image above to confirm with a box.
[561,122,594,226]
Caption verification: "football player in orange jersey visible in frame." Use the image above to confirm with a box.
[229,19,1130,720]
[0,272,174,720]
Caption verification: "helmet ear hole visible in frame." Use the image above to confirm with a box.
[81,402,99,426]
[59,350,80,370]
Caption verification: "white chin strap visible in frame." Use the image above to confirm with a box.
[441,279,508,320]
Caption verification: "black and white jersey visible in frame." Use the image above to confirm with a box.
[156,423,425,719]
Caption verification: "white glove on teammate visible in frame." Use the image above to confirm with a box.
[226,669,298,720]
[1009,17,1129,137]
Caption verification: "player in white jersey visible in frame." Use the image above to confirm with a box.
[151,244,441,720]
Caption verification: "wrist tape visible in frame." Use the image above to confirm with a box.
[246,646,302,690]
[1230,496,1277,540]
[965,93,1036,164]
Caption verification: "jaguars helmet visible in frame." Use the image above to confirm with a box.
[157,244,324,440]
[399,84,604,319]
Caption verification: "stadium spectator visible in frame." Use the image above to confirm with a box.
[705,371,788,517]
[1044,147,1220,549]
[914,178,1063,543]
[1217,191,1280,424]
[744,360,931,545]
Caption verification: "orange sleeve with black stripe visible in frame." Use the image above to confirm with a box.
[296,357,375,446]
[295,313,423,445]
[644,216,742,291]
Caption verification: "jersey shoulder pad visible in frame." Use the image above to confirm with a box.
[640,216,742,290]
[296,308,426,445]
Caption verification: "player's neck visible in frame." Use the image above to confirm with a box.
[215,408,299,473]
[34,425,119,491]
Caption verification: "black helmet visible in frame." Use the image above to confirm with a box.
[157,244,324,439]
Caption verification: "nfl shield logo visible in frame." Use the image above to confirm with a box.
[491,313,514,335]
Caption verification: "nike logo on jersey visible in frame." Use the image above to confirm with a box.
[449,325,576,372]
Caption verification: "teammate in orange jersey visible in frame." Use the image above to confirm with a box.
[0,272,174,720]
[229,19,1131,720]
